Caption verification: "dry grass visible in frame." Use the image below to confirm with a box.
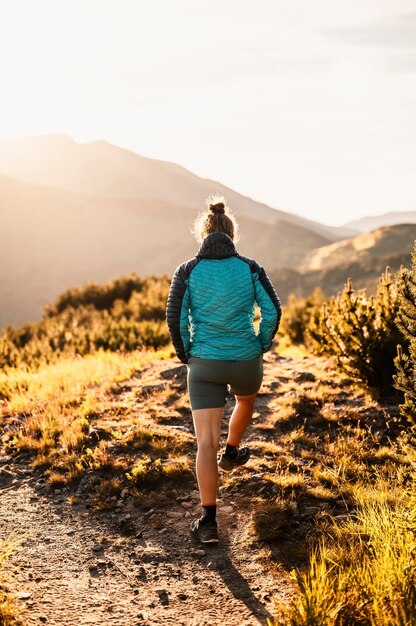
[1,340,414,623]
[0,348,193,507]
[0,535,25,625]
[273,464,416,625]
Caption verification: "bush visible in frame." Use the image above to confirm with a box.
[308,268,405,398]
[0,274,172,369]
[393,242,416,433]
[280,287,324,347]
[44,273,146,315]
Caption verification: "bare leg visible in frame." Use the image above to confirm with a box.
[227,393,257,447]
[191,407,223,505]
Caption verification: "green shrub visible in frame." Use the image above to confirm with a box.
[0,274,171,369]
[393,242,416,433]
[308,268,405,398]
[280,287,324,347]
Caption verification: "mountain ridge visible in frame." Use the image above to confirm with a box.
[1,134,414,331]
[0,134,353,241]
[342,210,416,232]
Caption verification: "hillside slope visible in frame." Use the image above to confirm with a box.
[0,134,349,241]
[299,223,416,273]
[343,210,416,232]
[0,172,333,330]
[271,224,416,300]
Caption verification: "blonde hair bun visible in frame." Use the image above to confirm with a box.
[191,193,240,243]
[209,202,225,215]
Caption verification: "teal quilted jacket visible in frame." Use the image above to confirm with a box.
[166,232,282,363]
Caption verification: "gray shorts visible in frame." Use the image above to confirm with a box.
[186,355,263,410]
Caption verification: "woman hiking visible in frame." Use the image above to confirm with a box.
[166,195,282,543]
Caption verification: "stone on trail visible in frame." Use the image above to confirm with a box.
[16,591,31,599]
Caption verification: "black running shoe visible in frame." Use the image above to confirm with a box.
[190,518,219,543]
[218,446,251,471]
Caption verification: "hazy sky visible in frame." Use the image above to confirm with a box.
[0,1,415,225]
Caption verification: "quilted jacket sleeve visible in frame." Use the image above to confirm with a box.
[252,264,282,352]
[166,263,191,364]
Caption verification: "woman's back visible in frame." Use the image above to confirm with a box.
[166,230,281,362]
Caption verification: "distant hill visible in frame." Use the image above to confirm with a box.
[0,134,349,241]
[0,172,334,329]
[271,224,416,301]
[1,134,412,331]
[342,211,416,232]
[0,132,347,330]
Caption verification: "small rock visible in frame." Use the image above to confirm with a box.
[159,528,168,535]
[16,592,31,600]
[66,529,75,536]
[92,543,103,552]
[177,593,188,601]
[194,549,205,557]
[156,588,169,606]
[180,501,193,509]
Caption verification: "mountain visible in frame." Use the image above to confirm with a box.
[271,224,416,301]
[1,134,412,331]
[0,134,354,330]
[0,134,350,241]
[342,211,416,232]
[0,173,330,330]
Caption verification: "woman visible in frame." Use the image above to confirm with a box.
[166,195,282,543]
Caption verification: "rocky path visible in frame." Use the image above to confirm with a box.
[0,351,305,626]
[1,477,292,625]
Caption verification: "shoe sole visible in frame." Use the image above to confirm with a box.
[190,532,219,543]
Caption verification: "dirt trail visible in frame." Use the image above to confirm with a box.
[0,352,311,626]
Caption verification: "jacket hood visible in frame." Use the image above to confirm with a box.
[196,232,237,260]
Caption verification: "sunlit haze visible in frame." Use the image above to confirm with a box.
[1,0,415,225]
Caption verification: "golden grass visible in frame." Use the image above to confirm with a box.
[272,454,416,625]
[249,498,296,544]
[0,348,156,414]
[0,535,25,626]
[0,348,193,506]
